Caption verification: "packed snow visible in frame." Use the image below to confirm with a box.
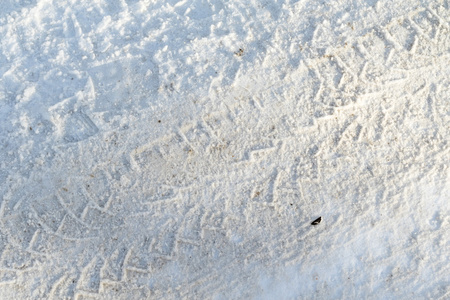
[0,0,449,299]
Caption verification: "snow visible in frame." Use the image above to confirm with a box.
[0,0,449,298]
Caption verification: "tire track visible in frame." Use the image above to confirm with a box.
[0,2,449,298]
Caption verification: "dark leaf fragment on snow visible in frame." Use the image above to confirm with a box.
[311,217,322,225]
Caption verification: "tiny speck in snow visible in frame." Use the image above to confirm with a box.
[235,48,244,57]
[311,217,322,225]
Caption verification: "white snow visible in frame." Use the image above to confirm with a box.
[0,0,449,299]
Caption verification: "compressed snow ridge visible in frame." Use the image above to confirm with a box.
[0,0,449,299]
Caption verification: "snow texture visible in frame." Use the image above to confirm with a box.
[0,0,449,299]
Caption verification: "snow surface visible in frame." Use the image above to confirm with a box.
[0,0,449,299]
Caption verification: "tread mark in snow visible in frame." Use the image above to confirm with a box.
[63,110,99,143]
[387,18,418,52]
[77,257,104,294]
[1,3,450,298]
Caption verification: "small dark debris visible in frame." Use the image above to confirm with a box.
[235,48,244,57]
[158,120,161,123]
[29,127,32,130]
[165,83,174,91]
[311,217,322,225]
